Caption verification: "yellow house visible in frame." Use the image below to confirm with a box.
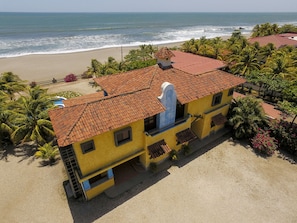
[49,48,245,200]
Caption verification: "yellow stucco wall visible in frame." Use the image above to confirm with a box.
[188,89,233,139]
[84,178,114,200]
[73,120,145,177]
[72,88,233,178]
[143,117,192,167]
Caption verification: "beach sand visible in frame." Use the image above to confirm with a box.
[0,42,183,83]
[1,139,297,223]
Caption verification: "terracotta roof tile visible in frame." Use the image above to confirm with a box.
[63,92,105,107]
[171,50,226,74]
[95,66,245,105]
[248,33,297,48]
[148,139,171,159]
[49,90,165,147]
[154,47,175,59]
[176,128,197,144]
[50,50,246,147]
[211,113,227,125]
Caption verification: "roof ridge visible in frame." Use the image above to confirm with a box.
[61,103,88,146]
[107,65,155,95]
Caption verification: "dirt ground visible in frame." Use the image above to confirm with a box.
[1,139,297,223]
[45,78,98,95]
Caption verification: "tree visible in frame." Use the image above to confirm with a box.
[0,93,13,144]
[35,142,59,164]
[228,46,260,75]
[0,72,27,100]
[251,23,279,37]
[278,100,297,127]
[11,86,55,145]
[228,96,268,139]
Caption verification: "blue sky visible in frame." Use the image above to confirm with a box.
[1,0,297,12]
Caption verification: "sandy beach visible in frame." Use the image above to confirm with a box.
[1,139,297,223]
[0,42,183,83]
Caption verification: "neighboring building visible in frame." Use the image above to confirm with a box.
[248,33,297,48]
[49,48,245,200]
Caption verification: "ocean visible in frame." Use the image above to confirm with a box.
[0,12,297,58]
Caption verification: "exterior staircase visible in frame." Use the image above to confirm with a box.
[59,145,82,198]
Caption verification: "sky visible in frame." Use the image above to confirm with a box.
[1,0,297,13]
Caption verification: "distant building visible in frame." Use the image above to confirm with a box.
[248,33,297,48]
[49,48,245,200]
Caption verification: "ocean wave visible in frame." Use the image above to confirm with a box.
[1,12,296,58]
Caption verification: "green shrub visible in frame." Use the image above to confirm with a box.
[169,150,178,161]
[182,144,191,156]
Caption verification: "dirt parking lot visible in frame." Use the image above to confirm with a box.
[1,139,297,223]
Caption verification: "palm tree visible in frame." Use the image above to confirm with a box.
[251,23,279,37]
[11,86,55,145]
[229,96,268,139]
[228,46,260,75]
[0,93,13,144]
[35,142,59,164]
[0,72,27,100]
[262,50,294,80]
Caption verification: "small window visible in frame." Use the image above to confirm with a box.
[114,127,132,146]
[212,92,223,106]
[175,101,185,121]
[81,140,95,154]
[145,115,157,132]
[228,88,234,96]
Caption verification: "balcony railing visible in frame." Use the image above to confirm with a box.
[145,114,190,136]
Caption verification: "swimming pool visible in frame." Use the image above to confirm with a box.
[53,96,67,108]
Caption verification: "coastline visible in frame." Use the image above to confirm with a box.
[0,42,184,83]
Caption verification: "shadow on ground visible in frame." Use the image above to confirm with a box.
[66,129,232,223]
[67,170,170,223]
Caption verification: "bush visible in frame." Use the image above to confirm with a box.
[182,144,191,156]
[29,81,37,88]
[270,118,297,155]
[81,71,93,79]
[64,73,77,82]
[250,128,278,156]
[169,150,178,161]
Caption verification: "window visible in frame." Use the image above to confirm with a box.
[114,127,132,146]
[228,88,234,96]
[212,92,223,106]
[175,101,185,121]
[81,140,95,154]
[145,115,157,132]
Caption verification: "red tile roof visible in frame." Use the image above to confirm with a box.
[154,47,175,59]
[171,50,226,74]
[211,113,227,125]
[49,90,165,147]
[96,66,245,105]
[63,92,105,107]
[176,128,197,144]
[248,33,297,48]
[50,49,245,147]
[148,139,171,159]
